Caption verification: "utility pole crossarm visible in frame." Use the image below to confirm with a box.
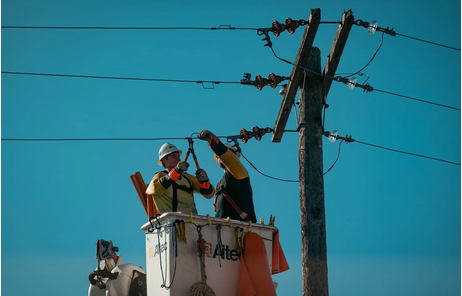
[272,8,321,143]
[322,10,355,104]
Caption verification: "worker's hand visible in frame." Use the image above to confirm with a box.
[175,161,189,173]
[195,169,209,183]
[198,130,214,142]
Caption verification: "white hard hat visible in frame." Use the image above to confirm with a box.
[158,143,182,166]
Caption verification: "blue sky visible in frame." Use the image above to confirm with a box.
[1,0,460,295]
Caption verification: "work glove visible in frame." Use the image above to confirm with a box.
[195,169,209,183]
[175,161,189,173]
[198,130,213,142]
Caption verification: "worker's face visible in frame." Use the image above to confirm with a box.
[162,152,181,171]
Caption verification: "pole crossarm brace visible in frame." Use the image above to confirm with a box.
[322,10,355,104]
[272,8,321,143]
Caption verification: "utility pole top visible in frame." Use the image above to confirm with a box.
[269,9,355,296]
[272,8,321,143]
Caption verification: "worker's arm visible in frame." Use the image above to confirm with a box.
[146,161,190,195]
[212,142,248,179]
[146,172,169,195]
[198,129,248,179]
[184,172,215,199]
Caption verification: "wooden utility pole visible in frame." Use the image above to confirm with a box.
[299,45,327,295]
[272,9,354,296]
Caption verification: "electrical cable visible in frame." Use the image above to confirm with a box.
[354,139,460,166]
[1,137,189,141]
[1,71,240,85]
[353,20,461,51]
[4,23,460,52]
[240,153,298,183]
[395,32,461,51]
[323,140,344,175]
[326,136,460,166]
[3,133,459,166]
[5,35,459,111]
[269,47,296,67]
[340,32,384,83]
[373,88,461,111]
[3,70,460,112]
[1,25,256,30]
[3,22,459,51]
[269,45,460,112]
[1,131,299,141]
[1,22,341,30]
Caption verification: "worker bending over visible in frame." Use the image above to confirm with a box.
[198,130,256,223]
[146,142,215,214]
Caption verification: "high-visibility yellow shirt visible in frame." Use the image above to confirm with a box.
[146,171,215,214]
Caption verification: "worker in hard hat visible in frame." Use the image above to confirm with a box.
[146,142,215,214]
[197,130,256,223]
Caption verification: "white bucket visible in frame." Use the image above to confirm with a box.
[141,213,277,296]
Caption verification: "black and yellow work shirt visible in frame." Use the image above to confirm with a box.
[212,142,257,223]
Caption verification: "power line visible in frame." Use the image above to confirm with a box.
[373,88,461,111]
[355,140,460,166]
[267,46,461,112]
[339,32,385,84]
[1,131,297,142]
[353,19,461,51]
[1,137,189,141]
[395,32,460,51]
[0,22,339,30]
[4,133,459,166]
[240,153,298,183]
[1,135,300,182]
[335,77,461,111]
[3,70,460,111]
[1,25,256,30]
[3,22,459,51]
[1,71,240,86]
[324,132,461,166]
[323,140,344,175]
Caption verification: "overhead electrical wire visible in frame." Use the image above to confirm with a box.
[353,19,461,51]
[1,135,300,183]
[3,22,458,51]
[2,70,460,111]
[3,132,460,167]
[395,32,461,51]
[0,71,240,86]
[267,46,461,112]
[0,137,190,141]
[324,132,461,166]
[337,32,385,84]
[3,19,459,110]
[355,139,460,166]
[240,153,298,183]
[373,88,461,111]
[1,25,257,30]
[323,140,344,175]
[0,22,338,30]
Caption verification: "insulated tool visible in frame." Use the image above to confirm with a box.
[183,138,200,170]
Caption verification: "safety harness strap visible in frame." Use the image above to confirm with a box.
[170,175,193,212]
